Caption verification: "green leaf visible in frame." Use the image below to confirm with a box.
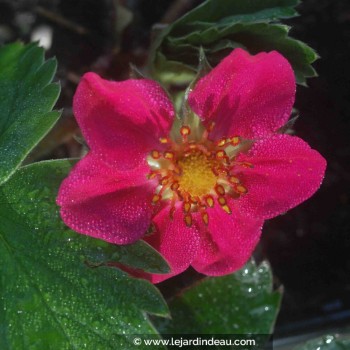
[0,160,169,350]
[85,239,170,274]
[153,260,281,335]
[150,0,317,85]
[0,42,61,185]
[0,158,170,275]
[293,335,350,350]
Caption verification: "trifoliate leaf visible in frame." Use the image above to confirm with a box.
[154,260,281,335]
[0,42,60,185]
[0,160,168,350]
[150,0,317,85]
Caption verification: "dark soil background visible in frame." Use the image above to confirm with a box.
[1,0,349,338]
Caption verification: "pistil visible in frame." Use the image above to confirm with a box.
[147,119,251,227]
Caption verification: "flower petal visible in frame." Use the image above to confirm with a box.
[236,134,327,219]
[144,205,201,283]
[191,203,263,276]
[188,48,295,140]
[57,152,156,244]
[73,72,175,170]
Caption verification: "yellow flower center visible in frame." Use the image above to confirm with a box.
[178,151,217,197]
[147,118,251,227]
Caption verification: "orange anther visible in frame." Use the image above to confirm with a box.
[219,168,230,176]
[183,201,191,213]
[159,137,169,144]
[229,176,240,184]
[216,138,227,147]
[215,184,225,196]
[201,212,209,226]
[184,213,192,227]
[218,196,226,206]
[161,177,169,185]
[151,150,160,159]
[180,125,191,136]
[230,136,240,146]
[147,172,158,180]
[218,196,231,214]
[221,204,232,214]
[205,196,215,208]
[152,194,161,204]
[216,150,226,159]
[164,151,174,160]
[236,185,247,194]
[171,182,179,191]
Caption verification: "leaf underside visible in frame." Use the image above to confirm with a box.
[151,0,317,85]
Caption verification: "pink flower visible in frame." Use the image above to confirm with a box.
[57,49,326,283]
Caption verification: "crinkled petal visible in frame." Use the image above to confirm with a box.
[191,202,263,276]
[188,48,295,140]
[236,134,327,219]
[144,205,201,283]
[57,152,156,244]
[73,72,175,170]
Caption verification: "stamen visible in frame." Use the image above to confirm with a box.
[152,194,162,204]
[164,151,174,160]
[235,185,247,194]
[151,150,161,159]
[215,184,225,196]
[183,201,191,213]
[205,195,215,208]
[180,125,191,143]
[216,150,226,159]
[160,176,169,185]
[230,136,240,146]
[171,182,179,191]
[201,211,209,226]
[221,204,232,214]
[159,137,170,144]
[147,118,250,229]
[228,176,240,184]
[216,138,227,147]
[218,196,226,206]
[217,196,232,214]
[217,167,230,176]
[184,213,192,227]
